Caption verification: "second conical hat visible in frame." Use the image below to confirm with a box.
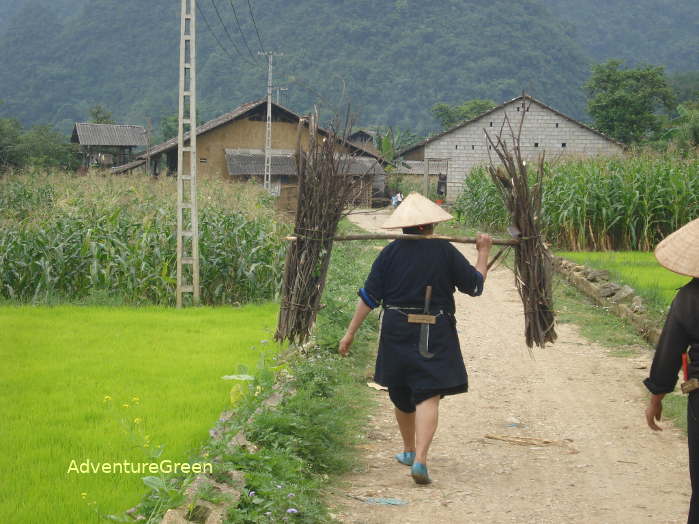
[655,217,699,278]
[382,192,453,229]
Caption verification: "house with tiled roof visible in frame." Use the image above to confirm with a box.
[398,94,625,202]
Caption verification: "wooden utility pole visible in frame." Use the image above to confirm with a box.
[176,0,200,307]
[258,51,283,193]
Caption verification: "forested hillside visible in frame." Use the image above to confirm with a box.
[548,0,699,73]
[0,0,696,135]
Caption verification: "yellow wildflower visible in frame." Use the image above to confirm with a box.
[122,403,129,409]
[134,418,142,425]
[81,492,87,499]
[103,396,111,402]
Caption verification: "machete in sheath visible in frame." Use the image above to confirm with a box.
[412,285,436,359]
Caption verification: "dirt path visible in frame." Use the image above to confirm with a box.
[331,210,690,524]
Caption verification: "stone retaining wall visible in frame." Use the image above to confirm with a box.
[552,256,662,346]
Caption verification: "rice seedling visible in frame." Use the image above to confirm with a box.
[454,151,699,251]
[0,303,280,524]
[557,250,691,313]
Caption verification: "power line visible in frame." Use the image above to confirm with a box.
[208,0,258,66]
[247,0,265,53]
[196,2,249,67]
[227,0,257,62]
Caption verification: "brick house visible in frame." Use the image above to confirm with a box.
[398,94,625,202]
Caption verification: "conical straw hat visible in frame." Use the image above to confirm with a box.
[655,217,699,278]
[382,192,453,229]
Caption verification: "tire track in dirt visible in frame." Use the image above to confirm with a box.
[330,210,689,524]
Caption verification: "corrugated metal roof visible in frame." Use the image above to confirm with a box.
[225,149,384,177]
[71,123,148,147]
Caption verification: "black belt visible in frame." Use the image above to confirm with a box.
[383,304,450,318]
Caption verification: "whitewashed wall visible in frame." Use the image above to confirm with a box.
[422,99,624,202]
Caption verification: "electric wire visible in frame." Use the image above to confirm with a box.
[196,2,251,67]
[227,0,258,62]
[207,0,258,67]
[246,0,266,53]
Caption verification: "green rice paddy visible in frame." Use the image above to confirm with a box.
[557,251,692,312]
[0,304,280,524]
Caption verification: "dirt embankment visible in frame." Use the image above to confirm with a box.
[331,211,689,524]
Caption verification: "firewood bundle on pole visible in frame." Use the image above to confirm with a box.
[485,98,557,348]
[275,109,361,344]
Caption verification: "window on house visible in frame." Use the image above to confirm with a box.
[199,158,208,163]
[488,145,492,150]
[562,143,567,148]
[555,123,559,128]
[534,143,539,148]
[471,145,475,150]
[489,122,493,127]
[455,145,458,150]
[516,107,520,112]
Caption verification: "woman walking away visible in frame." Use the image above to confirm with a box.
[338,192,492,485]
[644,217,699,523]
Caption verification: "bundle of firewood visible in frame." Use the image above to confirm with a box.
[275,110,360,343]
[485,102,557,348]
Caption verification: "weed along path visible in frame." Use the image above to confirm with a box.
[332,210,690,524]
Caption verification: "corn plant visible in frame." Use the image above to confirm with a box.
[0,171,288,305]
[453,152,699,251]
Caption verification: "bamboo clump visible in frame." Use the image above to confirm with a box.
[485,100,557,348]
[275,110,364,343]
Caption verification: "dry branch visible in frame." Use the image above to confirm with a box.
[275,109,363,344]
[484,97,557,348]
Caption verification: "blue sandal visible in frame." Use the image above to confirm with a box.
[394,451,415,466]
[411,462,432,485]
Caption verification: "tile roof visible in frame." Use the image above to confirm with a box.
[71,123,148,147]
[139,99,388,163]
[398,94,625,157]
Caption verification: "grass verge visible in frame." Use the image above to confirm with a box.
[0,304,280,524]
[557,250,691,317]
[120,218,381,523]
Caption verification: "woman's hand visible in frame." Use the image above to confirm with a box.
[646,394,665,431]
[476,233,493,252]
[339,332,354,356]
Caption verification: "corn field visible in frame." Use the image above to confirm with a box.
[454,153,699,251]
[0,171,288,304]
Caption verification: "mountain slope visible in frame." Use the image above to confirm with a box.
[0,0,695,134]
[548,0,699,73]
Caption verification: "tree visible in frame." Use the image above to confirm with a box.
[669,71,699,105]
[431,99,496,130]
[375,127,421,162]
[89,104,114,124]
[158,114,179,142]
[663,104,699,151]
[18,125,79,169]
[0,117,25,169]
[585,60,675,143]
